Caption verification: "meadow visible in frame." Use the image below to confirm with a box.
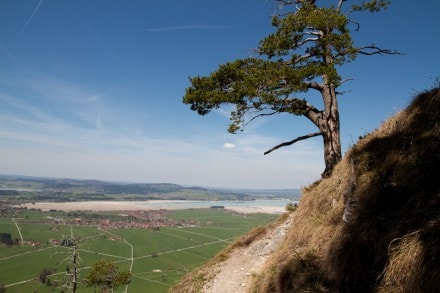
[0,208,277,292]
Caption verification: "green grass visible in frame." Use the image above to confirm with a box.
[0,208,277,292]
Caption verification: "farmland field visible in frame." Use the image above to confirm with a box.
[0,208,278,292]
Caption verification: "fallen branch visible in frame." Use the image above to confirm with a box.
[264,132,322,155]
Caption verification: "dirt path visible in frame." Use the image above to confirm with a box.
[201,214,292,293]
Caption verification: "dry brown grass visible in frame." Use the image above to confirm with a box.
[379,231,423,291]
[327,88,440,292]
[378,218,440,293]
[249,87,440,292]
[250,159,348,292]
[230,225,268,248]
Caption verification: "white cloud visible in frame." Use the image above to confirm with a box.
[223,142,235,149]
[17,0,44,40]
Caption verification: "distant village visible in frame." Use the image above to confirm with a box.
[49,209,200,230]
[0,208,204,247]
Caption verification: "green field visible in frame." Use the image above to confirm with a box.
[0,208,277,292]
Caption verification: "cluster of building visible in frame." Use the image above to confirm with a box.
[60,209,198,230]
[4,208,202,248]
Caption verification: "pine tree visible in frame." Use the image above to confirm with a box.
[183,0,399,177]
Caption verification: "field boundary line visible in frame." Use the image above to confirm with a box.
[77,248,131,260]
[0,245,59,261]
[132,274,169,287]
[134,236,237,261]
[4,277,37,288]
[167,226,233,242]
[11,218,24,245]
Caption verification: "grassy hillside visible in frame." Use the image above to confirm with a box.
[171,86,440,292]
[250,87,440,292]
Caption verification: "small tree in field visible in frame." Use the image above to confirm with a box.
[183,0,399,177]
[83,261,131,293]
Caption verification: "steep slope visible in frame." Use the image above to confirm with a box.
[252,87,440,292]
[171,213,294,293]
[171,87,440,292]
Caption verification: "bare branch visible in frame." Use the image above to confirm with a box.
[340,78,354,85]
[297,37,319,45]
[276,0,295,6]
[303,30,323,37]
[356,45,402,56]
[244,110,279,127]
[293,53,313,63]
[337,0,347,13]
[350,20,360,31]
[274,0,296,14]
[335,45,402,60]
[264,131,322,155]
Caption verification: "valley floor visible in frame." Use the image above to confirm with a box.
[18,200,287,214]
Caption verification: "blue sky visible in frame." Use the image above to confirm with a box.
[0,0,439,189]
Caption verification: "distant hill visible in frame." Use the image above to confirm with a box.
[172,87,440,292]
[0,175,300,202]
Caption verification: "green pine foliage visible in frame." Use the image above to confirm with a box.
[183,0,398,176]
[183,0,393,132]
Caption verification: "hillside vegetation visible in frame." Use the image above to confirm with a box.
[172,87,440,292]
[0,176,300,202]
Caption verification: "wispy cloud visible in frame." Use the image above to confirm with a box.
[0,44,16,63]
[0,92,57,124]
[147,24,231,32]
[21,76,109,130]
[17,0,44,40]
[27,76,100,104]
[0,76,112,151]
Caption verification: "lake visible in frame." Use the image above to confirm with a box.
[19,199,298,214]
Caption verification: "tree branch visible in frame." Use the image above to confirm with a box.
[264,131,322,155]
[304,30,323,37]
[340,78,354,85]
[305,81,324,92]
[302,102,322,126]
[276,0,295,6]
[350,19,360,31]
[296,37,319,46]
[356,45,402,55]
[292,53,313,64]
[244,110,279,127]
[337,0,346,13]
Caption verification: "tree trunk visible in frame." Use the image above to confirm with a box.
[321,119,342,177]
[72,245,78,293]
[320,85,342,177]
